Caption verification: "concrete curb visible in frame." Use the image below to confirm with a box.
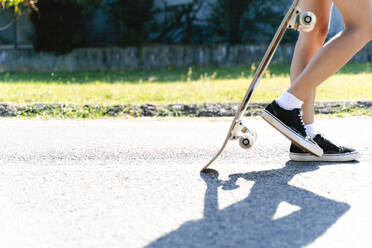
[0,101,371,118]
[137,101,372,117]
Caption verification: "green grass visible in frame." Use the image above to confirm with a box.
[1,63,372,105]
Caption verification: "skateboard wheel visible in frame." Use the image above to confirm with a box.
[300,11,316,32]
[239,134,255,149]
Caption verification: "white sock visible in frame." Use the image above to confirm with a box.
[276,91,304,110]
[305,123,318,139]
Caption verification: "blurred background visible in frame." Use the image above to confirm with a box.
[1,0,345,49]
[0,0,345,65]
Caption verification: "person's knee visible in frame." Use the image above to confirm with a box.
[345,21,372,43]
[313,22,330,41]
[299,22,329,46]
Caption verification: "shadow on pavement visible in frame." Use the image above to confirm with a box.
[146,161,350,248]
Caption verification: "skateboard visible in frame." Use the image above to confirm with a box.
[202,0,317,171]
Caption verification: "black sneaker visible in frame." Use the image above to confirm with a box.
[290,134,360,161]
[261,100,323,157]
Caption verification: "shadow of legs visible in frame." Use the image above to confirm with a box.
[146,163,350,248]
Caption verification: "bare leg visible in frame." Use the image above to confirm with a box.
[261,0,366,158]
[290,0,333,124]
[288,0,372,101]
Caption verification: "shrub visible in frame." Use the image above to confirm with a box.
[0,0,38,13]
[207,0,297,44]
[150,0,206,44]
[30,0,92,54]
[105,0,154,47]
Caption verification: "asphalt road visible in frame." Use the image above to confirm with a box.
[0,117,371,248]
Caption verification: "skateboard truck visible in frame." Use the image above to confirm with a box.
[288,7,317,32]
[230,120,257,149]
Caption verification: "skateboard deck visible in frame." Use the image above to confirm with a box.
[202,0,316,171]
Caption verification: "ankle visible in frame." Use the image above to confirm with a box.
[276,91,304,110]
[304,123,318,139]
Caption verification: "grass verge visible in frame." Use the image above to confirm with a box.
[0,64,371,105]
[0,64,371,118]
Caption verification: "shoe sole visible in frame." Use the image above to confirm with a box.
[261,110,323,157]
[290,151,360,162]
